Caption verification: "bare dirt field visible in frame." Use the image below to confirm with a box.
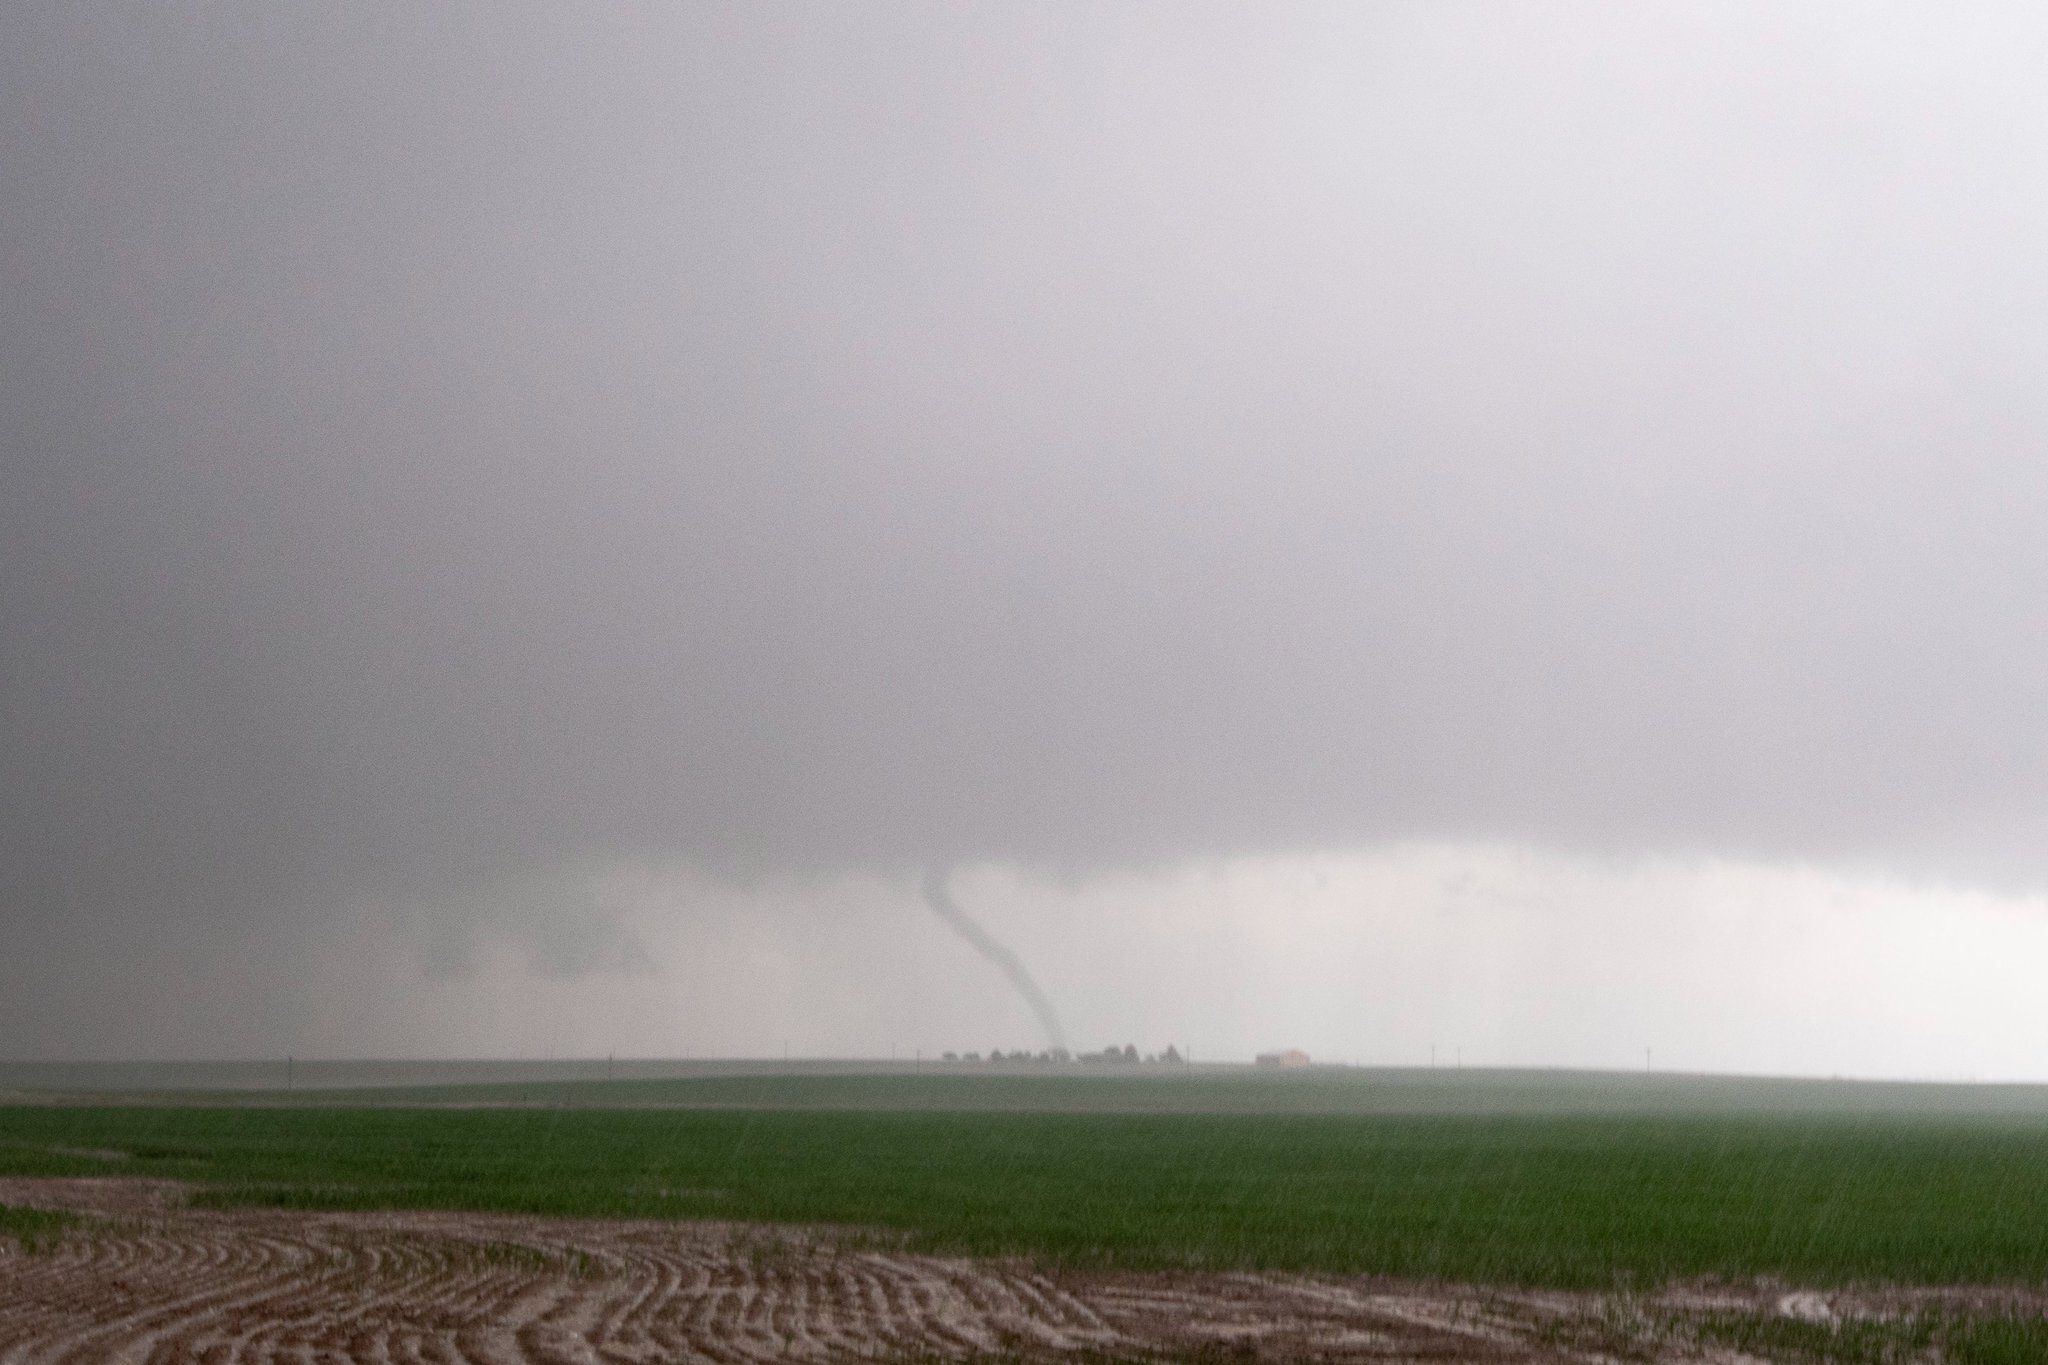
[2,1178,2040,1364]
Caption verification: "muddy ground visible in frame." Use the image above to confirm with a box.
[2,1178,2040,1363]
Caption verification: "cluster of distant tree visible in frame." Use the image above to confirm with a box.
[938,1044,1185,1065]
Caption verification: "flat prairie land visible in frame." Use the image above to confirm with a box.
[7,1176,2048,1365]
[8,1097,2048,1286]
[7,1069,2048,1362]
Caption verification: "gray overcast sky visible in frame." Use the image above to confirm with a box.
[7,3,2048,1063]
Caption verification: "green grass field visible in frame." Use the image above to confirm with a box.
[1677,1311,2048,1365]
[0,1202,78,1253]
[9,1094,2048,1288]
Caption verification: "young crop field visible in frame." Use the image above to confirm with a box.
[7,1100,2048,1288]
[11,1079,2048,1363]
[0,1201,76,1253]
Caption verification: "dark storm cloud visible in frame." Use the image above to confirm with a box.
[7,2,2048,1044]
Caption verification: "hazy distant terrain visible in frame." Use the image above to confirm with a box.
[14,1060,2048,1118]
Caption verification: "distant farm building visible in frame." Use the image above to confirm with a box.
[1255,1049,1311,1069]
